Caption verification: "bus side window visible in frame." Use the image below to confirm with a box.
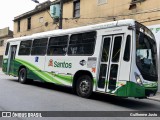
[5,42,10,55]
[31,38,48,55]
[18,40,32,55]
[123,35,131,61]
[68,31,96,55]
[47,35,68,56]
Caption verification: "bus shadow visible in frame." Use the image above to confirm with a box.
[9,79,73,94]
[90,93,156,110]
[8,79,157,110]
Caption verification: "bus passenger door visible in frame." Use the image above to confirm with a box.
[7,45,17,75]
[97,34,123,93]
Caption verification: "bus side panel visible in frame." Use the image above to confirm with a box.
[2,58,8,73]
[115,81,145,97]
[10,59,18,76]
[19,56,73,84]
[114,28,133,96]
[15,57,47,82]
[44,56,96,86]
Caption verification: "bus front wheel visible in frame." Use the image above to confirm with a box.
[76,75,93,98]
[18,68,28,84]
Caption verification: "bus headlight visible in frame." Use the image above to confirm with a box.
[136,77,141,84]
[135,73,142,85]
[136,76,142,85]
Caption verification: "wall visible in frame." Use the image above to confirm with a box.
[0,27,9,37]
[0,36,12,55]
[13,0,160,36]
[14,9,58,38]
[0,27,13,67]
[0,27,13,55]
[63,0,160,29]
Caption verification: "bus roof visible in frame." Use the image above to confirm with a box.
[7,19,135,42]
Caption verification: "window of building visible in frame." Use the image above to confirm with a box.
[97,0,107,5]
[68,31,96,55]
[31,38,48,55]
[18,40,32,55]
[0,40,4,46]
[5,43,10,56]
[47,35,68,56]
[39,17,44,23]
[27,17,31,30]
[17,20,20,32]
[73,0,80,18]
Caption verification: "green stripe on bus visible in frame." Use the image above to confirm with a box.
[15,59,63,84]
[55,74,72,83]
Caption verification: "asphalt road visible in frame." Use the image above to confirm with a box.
[0,70,160,120]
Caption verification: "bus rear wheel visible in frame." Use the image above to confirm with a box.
[18,68,28,84]
[76,75,93,98]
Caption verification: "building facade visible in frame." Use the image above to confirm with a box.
[63,0,160,28]
[13,0,58,37]
[0,27,13,67]
[13,0,160,36]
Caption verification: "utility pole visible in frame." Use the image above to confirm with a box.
[59,0,63,29]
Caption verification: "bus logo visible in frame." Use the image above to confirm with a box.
[79,60,86,66]
[48,59,53,66]
[48,59,72,68]
[35,57,39,62]
[92,68,96,73]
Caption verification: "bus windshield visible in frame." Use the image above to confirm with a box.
[136,30,158,81]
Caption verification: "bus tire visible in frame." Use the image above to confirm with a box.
[18,68,28,84]
[76,75,93,98]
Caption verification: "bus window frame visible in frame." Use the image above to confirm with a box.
[47,35,69,56]
[67,31,97,56]
[5,42,10,56]
[31,38,48,56]
[18,40,32,56]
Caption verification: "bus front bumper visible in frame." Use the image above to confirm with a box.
[115,81,158,98]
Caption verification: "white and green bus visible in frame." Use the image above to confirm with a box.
[2,19,158,98]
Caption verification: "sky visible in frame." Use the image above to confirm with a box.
[0,0,49,31]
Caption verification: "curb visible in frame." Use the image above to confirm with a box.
[148,97,160,102]
[148,92,160,102]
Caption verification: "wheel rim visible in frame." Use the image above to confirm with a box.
[79,80,90,94]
